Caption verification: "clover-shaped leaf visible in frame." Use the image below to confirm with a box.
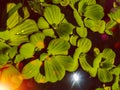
[102,48,116,61]
[52,0,60,4]
[10,19,38,35]
[22,59,41,79]
[45,57,65,82]
[44,5,64,25]
[8,35,28,46]
[112,75,120,90]
[55,55,76,72]
[9,19,38,46]
[0,64,23,89]
[0,54,9,65]
[34,73,47,83]
[79,53,97,77]
[73,9,84,27]
[57,23,74,37]
[70,35,78,46]
[38,17,49,29]
[30,32,45,50]
[78,0,96,15]
[76,27,87,37]
[105,20,117,35]
[110,7,120,23]
[14,54,24,63]
[0,30,10,40]
[47,38,70,55]
[77,38,92,53]
[98,68,113,83]
[7,3,22,29]
[60,0,70,6]
[111,65,120,75]
[93,53,102,68]
[43,29,56,38]
[84,19,106,33]
[84,4,104,20]
[8,46,17,59]
[20,43,35,59]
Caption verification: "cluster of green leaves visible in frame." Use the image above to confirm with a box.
[0,0,120,89]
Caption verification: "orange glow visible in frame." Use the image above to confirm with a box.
[36,41,45,49]
[0,83,11,90]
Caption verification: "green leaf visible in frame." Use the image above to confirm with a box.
[10,19,38,35]
[79,53,97,77]
[30,32,45,50]
[70,35,78,46]
[38,17,49,29]
[85,0,96,5]
[0,54,9,65]
[52,0,60,4]
[111,65,120,75]
[84,4,104,20]
[43,29,56,38]
[7,3,22,18]
[44,5,64,25]
[73,9,84,27]
[57,23,74,37]
[47,39,70,55]
[73,47,81,70]
[77,38,92,53]
[20,43,35,59]
[22,7,30,19]
[84,19,106,33]
[78,0,96,15]
[102,48,116,61]
[7,3,22,29]
[105,20,117,35]
[14,54,24,63]
[76,27,87,37]
[45,57,65,82]
[70,0,79,6]
[55,55,76,72]
[8,35,28,46]
[109,7,120,23]
[8,19,38,46]
[60,0,70,6]
[0,64,23,89]
[78,0,87,15]
[98,68,113,83]
[22,59,41,79]
[34,73,47,83]
[95,88,104,90]
[100,60,114,70]
[8,46,17,59]
[93,53,102,68]
[0,30,10,40]
[0,42,10,54]
[112,75,120,90]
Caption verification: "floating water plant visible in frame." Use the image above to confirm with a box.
[0,0,120,90]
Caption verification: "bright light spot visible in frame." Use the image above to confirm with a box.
[70,71,84,88]
[73,73,79,82]
[0,83,11,90]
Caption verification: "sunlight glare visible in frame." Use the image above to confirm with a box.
[73,73,79,82]
[0,83,11,90]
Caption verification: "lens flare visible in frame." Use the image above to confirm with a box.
[0,83,11,90]
[73,73,79,82]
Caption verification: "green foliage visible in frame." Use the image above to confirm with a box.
[44,5,64,26]
[19,43,35,59]
[47,38,70,55]
[0,0,120,89]
[22,59,41,79]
